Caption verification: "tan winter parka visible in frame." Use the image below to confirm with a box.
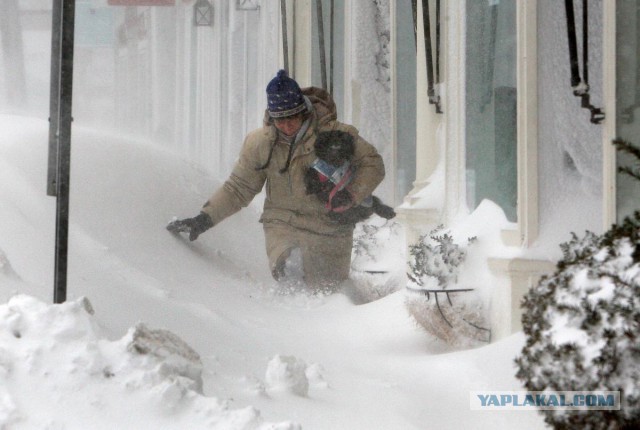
[202,87,385,237]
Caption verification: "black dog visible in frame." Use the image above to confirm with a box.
[304,130,396,225]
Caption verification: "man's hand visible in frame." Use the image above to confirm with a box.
[166,212,214,241]
[329,189,354,213]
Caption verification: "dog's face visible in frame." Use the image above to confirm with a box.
[314,131,355,166]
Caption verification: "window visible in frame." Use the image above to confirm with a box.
[616,0,640,221]
[465,0,517,222]
[394,1,417,202]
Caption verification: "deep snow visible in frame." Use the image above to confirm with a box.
[0,115,545,429]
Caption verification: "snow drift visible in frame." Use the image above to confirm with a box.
[0,115,544,429]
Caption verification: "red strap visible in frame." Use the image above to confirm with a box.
[326,168,353,211]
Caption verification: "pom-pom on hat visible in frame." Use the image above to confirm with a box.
[266,69,306,118]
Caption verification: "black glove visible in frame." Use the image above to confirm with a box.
[166,212,214,241]
[329,189,353,210]
[372,196,396,220]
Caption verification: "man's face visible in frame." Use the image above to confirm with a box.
[273,114,303,137]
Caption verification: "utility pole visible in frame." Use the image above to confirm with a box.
[50,0,76,304]
[47,0,62,197]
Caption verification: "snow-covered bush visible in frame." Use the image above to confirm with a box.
[406,225,476,290]
[516,213,640,429]
[516,139,640,429]
[350,220,405,303]
[405,226,488,346]
[613,138,640,182]
[352,222,385,263]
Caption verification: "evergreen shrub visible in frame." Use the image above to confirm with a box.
[516,139,640,429]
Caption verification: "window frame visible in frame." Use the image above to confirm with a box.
[458,0,539,246]
[513,0,539,246]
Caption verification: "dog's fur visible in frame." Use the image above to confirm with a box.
[304,131,396,225]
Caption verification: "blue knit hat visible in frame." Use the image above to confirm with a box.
[266,69,306,118]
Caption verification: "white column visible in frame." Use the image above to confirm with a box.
[412,0,441,190]
[443,0,466,222]
[390,0,399,203]
[194,22,215,171]
[396,0,444,245]
[292,0,313,86]
[174,3,192,155]
[398,1,444,235]
[513,0,539,246]
[602,0,617,227]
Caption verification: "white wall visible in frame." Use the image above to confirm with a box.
[534,0,604,257]
[344,0,394,203]
[186,1,281,181]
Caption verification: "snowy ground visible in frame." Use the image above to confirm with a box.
[0,115,545,429]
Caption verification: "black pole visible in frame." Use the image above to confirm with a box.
[434,0,442,113]
[421,0,435,100]
[564,0,581,88]
[280,0,289,72]
[329,0,334,95]
[316,0,327,91]
[564,0,603,123]
[53,0,76,304]
[47,0,63,197]
[581,0,589,86]
[411,0,417,49]
[435,0,440,85]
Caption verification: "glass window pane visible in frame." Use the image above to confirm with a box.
[395,1,417,203]
[616,0,640,222]
[465,0,517,222]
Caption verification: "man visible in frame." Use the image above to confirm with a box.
[169,70,386,289]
